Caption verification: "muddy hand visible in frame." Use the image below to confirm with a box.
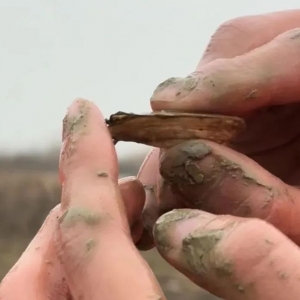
[0,99,164,300]
[153,209,300,299]
[137,9,300,250]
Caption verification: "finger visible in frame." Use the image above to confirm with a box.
[56,99,165,299]
[118,176,145,226]
[199,9,300,66]
[159,140,300,245]
[0,178,145,299]
[136,149,185,250]
[150,28,300,115]
[153,209,300,300]
[118,176,146,244]
[135,148,160,250]
[0,205,70,300]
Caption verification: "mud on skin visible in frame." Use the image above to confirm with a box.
[151,75,200,99]
[63,101,91,139]
[153,210,250,297]
[62,101,91,159]
[159,140,213,186]
[159,140,275,213]
[181,228,226,276]
[153,209,200,254]
[153,209,231,277]
[59,207,103,228]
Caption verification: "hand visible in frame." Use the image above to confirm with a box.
[0,99,164,299]
[2,100,300,300]
[136,8,300,263]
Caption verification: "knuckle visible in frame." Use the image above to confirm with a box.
[201,16,256,61]
[213,16,253,40]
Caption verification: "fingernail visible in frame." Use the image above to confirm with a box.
[159,140,212,185]
[151,77,182,98]
[62,99,91,141]
[150,76,200,102]
[153,209,200,253]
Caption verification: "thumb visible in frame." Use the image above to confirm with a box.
[150,28,300,115]
[159,140,300,245]
[153,209,300,300]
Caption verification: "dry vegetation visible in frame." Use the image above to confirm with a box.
[0,150,219,300]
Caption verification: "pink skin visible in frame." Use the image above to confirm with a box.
[2,9,300,300]
[136,9,300,251]
[1,97,300,300]
[153,209,300,300]
[0,100,165,300]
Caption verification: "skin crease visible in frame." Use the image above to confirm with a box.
[3,9,300,300]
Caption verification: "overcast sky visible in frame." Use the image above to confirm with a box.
[0,0,299,158]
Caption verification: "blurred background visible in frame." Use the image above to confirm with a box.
[0,1,299,299]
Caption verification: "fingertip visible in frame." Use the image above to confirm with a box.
[153,209,226,261]
[119,176,146,226]
[153,209,203,255]
[60,98,118,185]
[150,76,200,112]
[158,139,292,231]
[153,209,300,299]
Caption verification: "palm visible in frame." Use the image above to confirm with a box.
[229,102,300,185]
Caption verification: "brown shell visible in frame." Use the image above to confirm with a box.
[106,111,245,148]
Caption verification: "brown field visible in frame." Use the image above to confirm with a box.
[0,151,219,299]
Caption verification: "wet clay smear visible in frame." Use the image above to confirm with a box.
[106,111,245,148]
